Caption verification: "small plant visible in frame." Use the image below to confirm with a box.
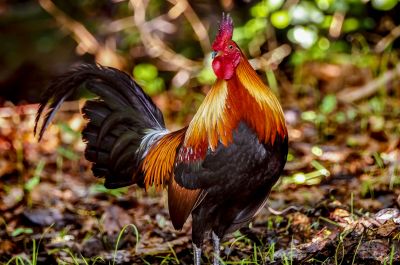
[24,159,45,192]
[89,183,128,197]
[113,224,140,265]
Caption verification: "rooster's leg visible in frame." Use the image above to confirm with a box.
[212,231,221,265]
[193,243,202,265]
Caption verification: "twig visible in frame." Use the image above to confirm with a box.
[267,206,301,215]
[167,0,211,53]
[329,11,345,38]
[337,63,400,103]
[39,0,126,68]
[38,0,99,54]
[106,16,136,33]
[130,0,201,72]
[375,24,400,53]
[252,44,292,70]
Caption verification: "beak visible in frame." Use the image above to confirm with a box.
[211,51,219,59]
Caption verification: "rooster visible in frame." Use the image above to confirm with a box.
[35,14,288,265]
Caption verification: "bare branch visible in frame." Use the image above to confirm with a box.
[375,24,400,53]
[130,0,201,72]
[167,0,211,53]
[337,63,400,103]
[38,0,99,54]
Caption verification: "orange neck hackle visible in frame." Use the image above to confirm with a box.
[184,56,287,155]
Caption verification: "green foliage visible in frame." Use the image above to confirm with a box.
[243,0,393,58]
[24,159,45,192]
[6,226,53,265]
[197,61,217,85]
[271,10,291,29]
[320,94,337,114]
[371,0,398,11]
[133,63,158,82]
[57,147,79,161]
[133,63,165,96]
[11,227,33,237]
[89,183,128,197]
[113,224,140,265]
[250,0,284,18]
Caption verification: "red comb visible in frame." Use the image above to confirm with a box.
[212,13,234,51]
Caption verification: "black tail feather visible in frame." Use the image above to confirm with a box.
[82,126,115,152]
[86,81,131,109]
[35,64,165,188]
[81,101,111,127]
[110,131,141,164]
[96,111,143,148]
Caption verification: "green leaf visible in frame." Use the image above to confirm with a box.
[320,94,337,114]
[90,183,128,197]
[315,0,334,10]
[57,122,81,138]
[270,10,291,29]
[143,77,165,96]
[318,37,330,50]
[267,0,284,11]
[25,176,40,192]
[133,63,158,82]
[197,65,216,85]
[335,112,347,124]
[288,26,318,49]
[244,18,267,39]
[343,18,360,32]
[12,227,33,237]
[57,147,79,161]
[301,110,317,121]
[371,0,398,11]
[250,1,269,18]
[25,159,45,192]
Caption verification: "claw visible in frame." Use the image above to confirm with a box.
[193,243,202,265]
[212,232,221,265]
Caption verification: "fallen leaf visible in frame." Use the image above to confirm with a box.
[1,187,24,210]
[376,220,399,237]
[358,240,389,263]
[23,208,63,227]
[0,240,15,254]
[375,208,400,224]
[102,205,133,236]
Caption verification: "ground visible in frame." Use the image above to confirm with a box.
[0,93,399,264]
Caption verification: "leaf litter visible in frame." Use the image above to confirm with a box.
[0,95,399,264]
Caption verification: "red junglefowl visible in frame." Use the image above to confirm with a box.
[35,14,288,265]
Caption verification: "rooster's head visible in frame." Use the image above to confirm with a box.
[211,14,241,80]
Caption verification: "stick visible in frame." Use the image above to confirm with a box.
[337,63,400,103]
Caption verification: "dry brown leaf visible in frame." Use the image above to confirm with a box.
[102,205,134,236]
[376,219,399,237]
[358,240,390,263]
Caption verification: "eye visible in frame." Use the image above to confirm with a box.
[228,45,233,50]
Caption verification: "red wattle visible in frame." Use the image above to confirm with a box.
[212,57,235,80]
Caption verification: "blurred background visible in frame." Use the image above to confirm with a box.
[2,0,400,108]
[0,0,399,264]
